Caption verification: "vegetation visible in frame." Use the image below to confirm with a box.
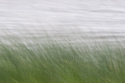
[0,35,125,83]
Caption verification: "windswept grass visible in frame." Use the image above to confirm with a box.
[0,36,125,83]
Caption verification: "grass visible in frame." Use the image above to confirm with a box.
[0,34,125,83]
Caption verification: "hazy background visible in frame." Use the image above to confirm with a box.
[0,0,125,44]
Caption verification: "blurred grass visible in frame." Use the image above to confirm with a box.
[0,35,125,83]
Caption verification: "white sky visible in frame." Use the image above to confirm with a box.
[0,0,125,33]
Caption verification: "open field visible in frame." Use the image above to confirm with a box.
[0,0,125,83]
[0,36,125,83]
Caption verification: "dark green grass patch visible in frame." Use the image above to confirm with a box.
[0,38,125,83]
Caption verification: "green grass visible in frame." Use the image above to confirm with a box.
[0,36,125,83]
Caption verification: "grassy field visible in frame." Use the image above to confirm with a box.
[0,35,125,83]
